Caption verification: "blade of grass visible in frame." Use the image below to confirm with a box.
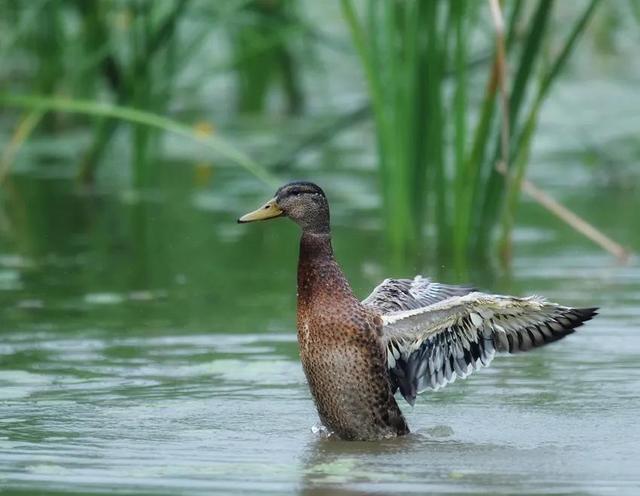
[424,0,449,260]
[475,0,554,254]
[489,0,509,172]
[342,0,413,255]
[76,0,190,184]
[0,94,276,186]
[496,161,631,262]
[463,1,523,261]
[508,0,554,136]
[506,0,524,44]
[0,110,44,186]
[406,0,426,250]
[489,0,512,264]
[452,0,469,273]
[498,0,601,256]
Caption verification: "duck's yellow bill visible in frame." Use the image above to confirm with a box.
[238,198,283,223]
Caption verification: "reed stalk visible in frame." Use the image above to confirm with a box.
[341,0,602,269]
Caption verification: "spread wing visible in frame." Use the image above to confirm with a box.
[379,292,597,405]
[362,276,475,314]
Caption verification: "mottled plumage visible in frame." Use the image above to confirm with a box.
[239,181,598,441]
[296,232,408,440]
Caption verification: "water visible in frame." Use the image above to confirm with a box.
[1,158,639,495]
[2,21,640,492]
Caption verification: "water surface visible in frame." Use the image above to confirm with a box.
[1,163,639,495]
[2,27,640,492]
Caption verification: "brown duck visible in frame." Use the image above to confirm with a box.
[238,181,597,441]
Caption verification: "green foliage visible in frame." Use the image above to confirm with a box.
[0,0,304,185]
[0,0,611,269]
[0,93,276,186]
[231,0,304,114]
[341,0,600,269]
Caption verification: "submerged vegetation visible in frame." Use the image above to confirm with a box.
[0,0,634,270]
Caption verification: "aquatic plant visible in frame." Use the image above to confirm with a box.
[0,0,304,185]
[1,0,628,270]
[341,0,601,268]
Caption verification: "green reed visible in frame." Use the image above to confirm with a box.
[0,0,608,270]
[0,94,276,186]
[231,0,304,115]
[341,0,600,270]
[0,0,303,186]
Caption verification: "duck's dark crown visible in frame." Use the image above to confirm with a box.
[276,181,326,200]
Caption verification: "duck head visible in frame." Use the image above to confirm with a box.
[238,181,330,234]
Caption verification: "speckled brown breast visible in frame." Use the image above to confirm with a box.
[296,233,409,441]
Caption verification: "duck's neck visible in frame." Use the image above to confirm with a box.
[297,231,355,309]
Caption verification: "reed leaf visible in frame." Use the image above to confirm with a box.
[0,110,44,186]
[342,0,602,268]
[0,94,276,186]
[499,0,601,254]
[475,0,555,254]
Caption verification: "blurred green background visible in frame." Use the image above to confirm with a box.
[1,1,640,495]
[1,0,637,270]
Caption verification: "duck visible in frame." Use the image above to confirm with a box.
[238,181,598,441]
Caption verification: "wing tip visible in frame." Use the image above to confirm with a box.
[571,306,599,326]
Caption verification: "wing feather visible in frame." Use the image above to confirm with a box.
[362,276,475,314]
[381,292,597,405]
